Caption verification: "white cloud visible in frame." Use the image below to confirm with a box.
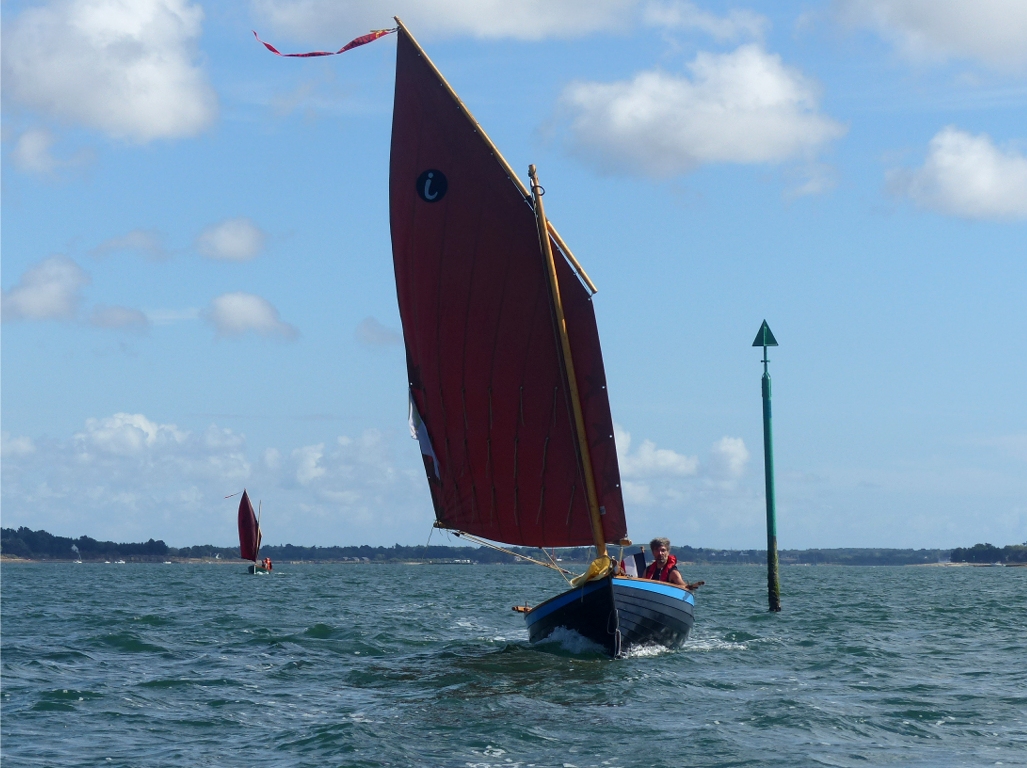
[0,416,434,546]
[90,305,150,330]
[196,218,266,262]
[562,45,846,179]
[356,316,402,347]
[198,427,251,480]
[12,128,59,174]
[888,126,1027,220]
[10,127,94,176]
[977,434,1027,462]
[75,413,187,456]
[611,426,759,549]
[206,292,298,339]
[91,229,169,260]
[621,479,655,505]
[1,432,37,458]
[263,447,282,470]
[1,0,217,142]
[10,416,1017,550]
[291,432,404,494]
[2,255,90,322]
[202,425,246,451]
[616,425,699,477]
[838,0,1027,72]
[252,0,638,42]
[293,444,326,485]
[147,307,201,325]
[707,436,750,480]
[643,1,768,41]
[70,414,250,484]
[2,413,253,543]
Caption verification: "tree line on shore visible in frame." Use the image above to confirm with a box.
[5,526,1023,565]
[949,543,1027,564]
[0,527,519,564]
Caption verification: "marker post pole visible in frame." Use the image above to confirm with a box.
[753,321,782,612]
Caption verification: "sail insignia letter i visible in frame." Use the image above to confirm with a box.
[416,169,447,202]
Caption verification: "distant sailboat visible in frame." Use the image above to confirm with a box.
[237,490,270,574]
[389,20,695,656]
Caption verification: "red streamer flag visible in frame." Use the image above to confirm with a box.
[253,28,396,58]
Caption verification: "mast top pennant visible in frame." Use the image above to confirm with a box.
[253,28,397,58]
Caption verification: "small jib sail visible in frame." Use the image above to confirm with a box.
[237,490,262,562]
[390,23,626,549]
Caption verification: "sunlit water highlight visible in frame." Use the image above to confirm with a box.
[2,562,1025,767]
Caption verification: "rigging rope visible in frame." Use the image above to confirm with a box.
[449,530,572,576]
[540,546,573,585]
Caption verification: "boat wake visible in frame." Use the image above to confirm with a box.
[534,627,607,656]
[620,642,673,659]
[683,635,751,652]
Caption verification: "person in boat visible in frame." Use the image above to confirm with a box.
[644,537,703,590]
[262,557,273,571]
[644,538,685,585]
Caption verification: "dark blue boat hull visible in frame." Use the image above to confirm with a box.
[524,576,694,657]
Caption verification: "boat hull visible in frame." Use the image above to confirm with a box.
[247,565,271,575]
[524,576,694,657]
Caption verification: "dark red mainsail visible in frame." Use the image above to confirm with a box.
[237,490,261,561]
[389,27,626,548]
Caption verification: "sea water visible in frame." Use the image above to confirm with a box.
[1,562,1024,767]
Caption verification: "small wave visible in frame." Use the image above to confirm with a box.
[138,678,195,689]
[130,614,174,627]
[41,649,93,662]
[137,677,236,690]
[303,623,334,639]
[534,627,607,656]
[684,636,750,652]
[30,700,77,712]
[96,632,168,654]
[722,630,760,642]
[30,688,101,712]
[621,643,672,659]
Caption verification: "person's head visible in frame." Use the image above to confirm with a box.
[650,537,671,565]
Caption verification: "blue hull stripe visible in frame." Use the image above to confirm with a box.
[613,578,695,605]
[525,578,694,629]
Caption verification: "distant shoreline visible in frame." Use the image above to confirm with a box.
[6,554,1020,567]
[4,527,1025,565]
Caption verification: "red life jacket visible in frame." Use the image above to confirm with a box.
[645,554,678,582]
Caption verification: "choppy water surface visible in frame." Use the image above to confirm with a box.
[2,562,1025,767]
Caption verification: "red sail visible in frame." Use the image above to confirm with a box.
[237,490,260,561]
[389,28,626,548]
[553,237,626,538]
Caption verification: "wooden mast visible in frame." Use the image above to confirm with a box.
[392,16,598,295]
[529,164,608,559]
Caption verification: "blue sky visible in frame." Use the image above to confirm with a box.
[2,0,1025,550]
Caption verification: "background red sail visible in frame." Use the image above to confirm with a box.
[389,29,626,548]
[237,490,260,561]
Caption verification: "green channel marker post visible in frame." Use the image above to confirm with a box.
[753,320,782,612]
